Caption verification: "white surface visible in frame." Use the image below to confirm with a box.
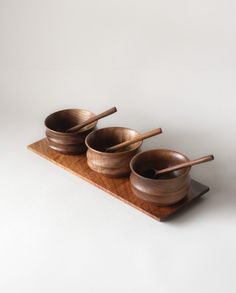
[0,0,236,292]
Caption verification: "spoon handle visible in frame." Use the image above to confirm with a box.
[155,155,214,176]
[67,107,117,133]
[106,128,162,152]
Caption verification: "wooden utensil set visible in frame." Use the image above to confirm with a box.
[28,106,214,221]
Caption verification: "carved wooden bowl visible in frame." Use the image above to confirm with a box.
[130,149,191,206]
[85,127,142,177]
[45,109,97,155]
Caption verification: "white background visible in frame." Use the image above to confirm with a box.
[0,0,235,292]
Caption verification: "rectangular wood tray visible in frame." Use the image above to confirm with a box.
[28,139,209,221]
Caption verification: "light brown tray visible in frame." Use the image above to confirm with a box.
[28,139,209,221]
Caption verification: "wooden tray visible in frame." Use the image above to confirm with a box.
[28,139,209,221]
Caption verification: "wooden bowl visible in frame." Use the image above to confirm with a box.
[130,149,191,206]
[45,109,97,155]
[85,127,142,177]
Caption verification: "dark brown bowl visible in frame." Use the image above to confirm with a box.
[45,109,97,155]
[130,149,191,206]
[85,127,142,177]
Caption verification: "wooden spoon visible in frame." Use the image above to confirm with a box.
[66,107,117,133]
[144,155,214,179]
[105,128,162,152]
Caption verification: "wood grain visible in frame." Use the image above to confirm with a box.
[45,108,97,154]
[105,127,162,152]
[86,127,142,177]
[153,154,214,177]
[130,149,191,206]
[67,106,117,133]
[27,138,210,221]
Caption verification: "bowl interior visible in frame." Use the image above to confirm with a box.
[132,149,190,179]
[86,127,141,153]
[45,109,96,133]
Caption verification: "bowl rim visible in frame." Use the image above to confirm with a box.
[44,108,97,135]
[85,126,142,155]
[130,148,191,181]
